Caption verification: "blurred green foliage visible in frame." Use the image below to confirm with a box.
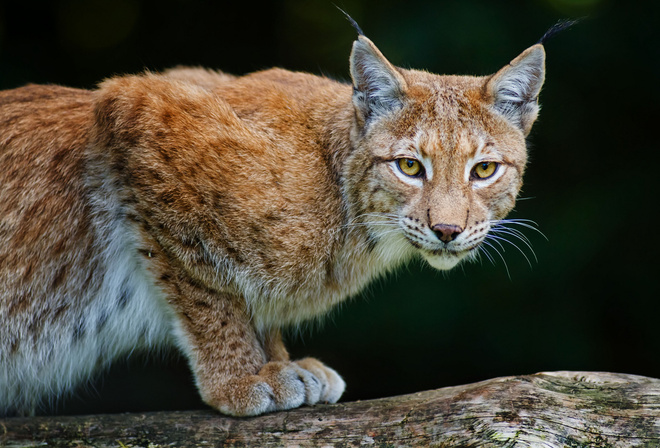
[1,0,658,414]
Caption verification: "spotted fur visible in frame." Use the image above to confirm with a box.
[0,33,545,416]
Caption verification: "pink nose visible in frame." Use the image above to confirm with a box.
[431,223,463,243]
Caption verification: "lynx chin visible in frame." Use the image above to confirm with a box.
[1,21,554,416]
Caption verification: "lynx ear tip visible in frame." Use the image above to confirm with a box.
[526,44,547,63]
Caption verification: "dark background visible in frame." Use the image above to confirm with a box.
[1,0,658,415]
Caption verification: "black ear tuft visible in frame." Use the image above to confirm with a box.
[537,19,580,45]
[335,5,365,36]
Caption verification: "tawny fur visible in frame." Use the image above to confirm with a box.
[0,35,546,416]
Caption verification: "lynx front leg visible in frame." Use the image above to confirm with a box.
[170,279,345,416]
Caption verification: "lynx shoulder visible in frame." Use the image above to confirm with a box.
[1,27,548,416]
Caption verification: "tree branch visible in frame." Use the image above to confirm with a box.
[2,371,659,447]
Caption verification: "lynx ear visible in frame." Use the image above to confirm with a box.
[486,44,546,135]
[350,36,407,125]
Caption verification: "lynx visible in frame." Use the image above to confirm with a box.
[0,21,557,416]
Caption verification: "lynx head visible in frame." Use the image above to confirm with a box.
[344,34,545,270]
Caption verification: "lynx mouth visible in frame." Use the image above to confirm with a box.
[402,234,480,270]
[430,247,461,256]
[420,248,469,271]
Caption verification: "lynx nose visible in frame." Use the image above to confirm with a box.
[432,223,463,243]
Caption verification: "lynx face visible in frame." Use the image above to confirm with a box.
[346,36,543,271]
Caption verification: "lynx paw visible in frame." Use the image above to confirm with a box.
[294,357,345,404]
[214,359,345,416]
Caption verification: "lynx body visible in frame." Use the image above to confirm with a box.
[0,32,546,416]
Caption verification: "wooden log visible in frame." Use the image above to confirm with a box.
[2,371,659,447]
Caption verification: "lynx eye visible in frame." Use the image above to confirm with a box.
[472,161,498,179]
[397,158,424,177]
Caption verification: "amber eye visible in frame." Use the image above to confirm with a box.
[397,158,424,177]
[472,161,498,179]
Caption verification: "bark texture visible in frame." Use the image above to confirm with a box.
[2,371,659,447]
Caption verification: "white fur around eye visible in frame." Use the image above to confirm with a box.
[390,159,425,186]
[469,162,505,189]
[419,154,433,181]
[464,140,505,189]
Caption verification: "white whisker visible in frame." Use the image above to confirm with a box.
[489,228,538,263]
[494,218,548,241]
[356,212,400,220]
[487,234,533,268]
[342,221,396,229]
[507,227,534,245]
[478,245,496,266]
[481,240,511,279]
[491,224,532,244]
[488,234,508,253]
[482,218,546,271]
[379,230,407,240]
